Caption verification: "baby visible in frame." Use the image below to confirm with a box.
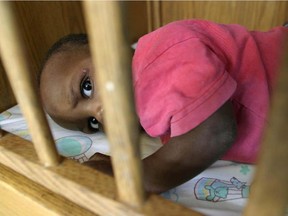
[40,20,287,193]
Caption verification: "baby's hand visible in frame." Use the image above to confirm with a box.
[83,153,113,176]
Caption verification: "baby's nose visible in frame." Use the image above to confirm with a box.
[86,99,104,124]
[94,107,104,124]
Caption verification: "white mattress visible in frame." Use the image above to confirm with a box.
[0,105,255,216]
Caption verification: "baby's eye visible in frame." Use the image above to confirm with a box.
[88,117,99,132]
[81,77,93,98]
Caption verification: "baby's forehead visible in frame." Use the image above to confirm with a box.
[45,46,89,66]
[41,53,68,80]
[40,52,74,116]
[41,47,91,82]
[43,51,78,73]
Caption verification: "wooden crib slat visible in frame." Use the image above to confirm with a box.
[244,44,288,215]
[82,1,145,208]
[0,133,201,216]
[0,164,97,216]
[146,0,161,32]
[0,2,60,166]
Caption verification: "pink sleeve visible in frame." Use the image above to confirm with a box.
[133,37,237,139]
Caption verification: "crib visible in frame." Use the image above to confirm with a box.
[0,1,287,215]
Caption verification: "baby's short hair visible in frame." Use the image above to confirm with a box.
[45,33,88,60]
[38,33,88,84]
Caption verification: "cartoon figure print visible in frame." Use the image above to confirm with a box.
[194,177,250,202]
[56,135,93,163]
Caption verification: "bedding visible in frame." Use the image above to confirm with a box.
[0,105,255,216]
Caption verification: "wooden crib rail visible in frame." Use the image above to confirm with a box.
[0,133,203,216]
[0,2,60,167]
[82,1,145,208]
[244,42,288,216]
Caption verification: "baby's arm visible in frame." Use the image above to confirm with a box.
[84,101,237,193]
[142,101,237,193]
[84,153,113,176]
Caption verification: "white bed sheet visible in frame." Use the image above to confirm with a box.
[0,105,255,216]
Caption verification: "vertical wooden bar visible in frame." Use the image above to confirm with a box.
[82,1,145,209]
[146,0,161,32]
[0,2,60,166]
[244,44,288,215]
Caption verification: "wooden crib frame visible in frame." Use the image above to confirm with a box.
[0,1,287,215]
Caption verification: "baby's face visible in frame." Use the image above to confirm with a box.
[40,49,103,133]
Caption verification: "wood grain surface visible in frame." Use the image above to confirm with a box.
[148,1,288,31]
